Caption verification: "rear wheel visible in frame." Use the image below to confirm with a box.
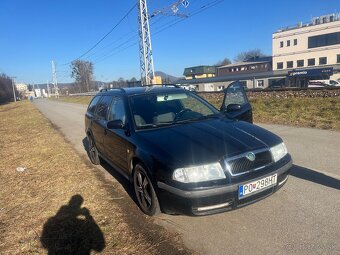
[88,135,100,165]
[133,164,160,216]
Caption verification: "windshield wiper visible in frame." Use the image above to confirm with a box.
[173,113,222,124]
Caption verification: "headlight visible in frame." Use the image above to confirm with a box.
[270,142,288,162]
[173,162,226,183]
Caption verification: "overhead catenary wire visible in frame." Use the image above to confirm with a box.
[60,0,202,65]
[57,0,224,69]
[59,3,137,67]
[91,0,225,64]
[88,17,182,63]
[81,14,167,63]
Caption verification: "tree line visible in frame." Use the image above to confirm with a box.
[0,74,18,104]
[215,48,266,66]
[69,60,140,94]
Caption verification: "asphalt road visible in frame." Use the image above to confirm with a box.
[34,99,340,255]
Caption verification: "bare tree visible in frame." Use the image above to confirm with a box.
[71,60,94,92]
[216,57,232,66]
[117,77,127,87]
[234,49,266,62]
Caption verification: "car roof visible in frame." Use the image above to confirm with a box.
[97,85,185,96]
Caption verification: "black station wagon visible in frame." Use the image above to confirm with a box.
[85,82,292,216]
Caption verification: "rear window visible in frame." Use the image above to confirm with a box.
[95,96,113,120]
[87,96,100,113]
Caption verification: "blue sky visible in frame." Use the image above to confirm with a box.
[0,0,338,84]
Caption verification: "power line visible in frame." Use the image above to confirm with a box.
[81,16,165,62]
[92,0,225,65]
[153,0,224,36]
[60,3,137,66]
[61,1,190,65]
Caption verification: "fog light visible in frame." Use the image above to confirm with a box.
[196,201,231,212]
[279,176,289,186]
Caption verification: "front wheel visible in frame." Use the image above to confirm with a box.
[133,164,160,216]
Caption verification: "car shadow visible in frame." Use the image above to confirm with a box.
[40,194,105,255]
[291,165,340,190]
[82,137,138,205]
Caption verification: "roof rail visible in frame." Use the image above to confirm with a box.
[99,87,126,93]
[143,84,181,88]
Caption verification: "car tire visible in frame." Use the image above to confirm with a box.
[133,164,160,216]
[88,135,100,165]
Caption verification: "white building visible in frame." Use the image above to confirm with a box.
[272,13,340,86]
[15,83,28,92]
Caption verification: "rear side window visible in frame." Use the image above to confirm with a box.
[108,97,126,123]
[87,96,100,114]
[95,96,113,119]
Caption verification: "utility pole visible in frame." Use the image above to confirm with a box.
[10,77,17,102]
[51,60,59,99]
[47,80,50,97]
[137,0,155,86]
[137,0,189,85]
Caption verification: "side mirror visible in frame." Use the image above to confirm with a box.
[226,104,241,112]
[107,119,124,129]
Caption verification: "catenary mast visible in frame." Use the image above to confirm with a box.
[137,0,189,85]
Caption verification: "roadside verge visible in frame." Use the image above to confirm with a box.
[0,101,193,255]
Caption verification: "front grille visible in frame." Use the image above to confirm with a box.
[226,150,273,176]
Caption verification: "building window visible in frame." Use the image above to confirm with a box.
[319,57,327,65]
[294,39,297,45]
[287,40,290,47]
[337,54,340,63]
[308,32,340,48]
[308,58,315,66]
[297,60,304,67]
[257,80,264,88]
[277,62,283,69]
[280,41,283,48]
[287,61,293,68]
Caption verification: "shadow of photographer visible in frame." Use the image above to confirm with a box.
[41,194,105,255]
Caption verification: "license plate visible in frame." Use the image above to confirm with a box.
[239,174,277,199]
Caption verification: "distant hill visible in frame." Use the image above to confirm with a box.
[154,71,181,83]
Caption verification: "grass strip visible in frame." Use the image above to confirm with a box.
[52,95,340,131]
[0,101,192,255]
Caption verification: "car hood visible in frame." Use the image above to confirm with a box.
[136,118,282,168]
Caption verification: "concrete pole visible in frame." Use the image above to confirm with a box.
[10,77,17,102]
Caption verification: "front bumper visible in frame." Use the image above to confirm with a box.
[157,155,292,216]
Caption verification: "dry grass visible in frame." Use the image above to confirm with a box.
[50,96,92,105]
[250,97,340,130]
[0,101,192,255]
[199,94,340,131]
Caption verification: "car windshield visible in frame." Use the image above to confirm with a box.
[129,91,220,129]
